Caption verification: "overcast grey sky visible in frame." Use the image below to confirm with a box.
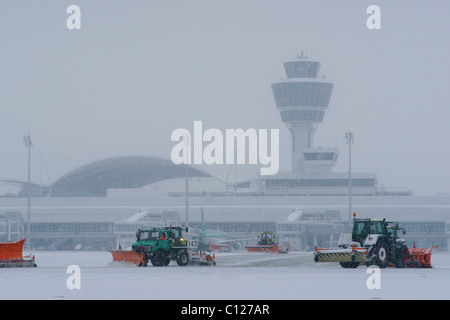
[0,0,449,196]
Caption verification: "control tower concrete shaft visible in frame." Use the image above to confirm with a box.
[271,55,334,172]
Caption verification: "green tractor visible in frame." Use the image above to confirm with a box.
[314,216,409,268]
[132,226,191,266]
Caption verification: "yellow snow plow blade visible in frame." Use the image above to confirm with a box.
[314,246,369,263]
[110,250,146,266]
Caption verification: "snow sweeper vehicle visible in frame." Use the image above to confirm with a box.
[110,226,215,266]
[245,231,279,252]
[314,214,438,268]
[245,231,289,253]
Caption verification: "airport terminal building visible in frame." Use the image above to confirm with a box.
[1,56,450,251]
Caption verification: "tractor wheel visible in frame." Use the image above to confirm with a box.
[150,250,167,267]
[163,257,171,266]
[176,249,189,266]
[395,245,409,268]
[371,241,389,268]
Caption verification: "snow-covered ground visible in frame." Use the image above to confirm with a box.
[1,250,449,300]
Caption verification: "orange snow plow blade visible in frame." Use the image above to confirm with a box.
[110,250,146,266]
[407,245,439,268]
[0,239,36,268]
[0,239,25,260]
[245,244,279,253]
[209,243,230,252]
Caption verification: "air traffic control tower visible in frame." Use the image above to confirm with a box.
[272,53,338,173]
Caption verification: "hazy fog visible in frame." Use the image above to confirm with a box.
[0,1,449,196]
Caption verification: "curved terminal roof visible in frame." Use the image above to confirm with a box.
[49,156,210,197]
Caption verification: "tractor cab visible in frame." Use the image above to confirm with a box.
[168,227,186,246]
[133,226,188,253]
[351,218,386,246]
[258,231,275,245]
[137,230,163,241]
[386,222,406,243]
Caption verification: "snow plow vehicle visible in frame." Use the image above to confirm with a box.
[110,226,215,267]
[245,231,288,253]
[0,239,36,268]
[245,231,279,252]
[314,214,438,268]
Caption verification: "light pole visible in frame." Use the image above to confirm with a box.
[23,134,33,249]
[185,163,189,228]
[345,132,353,226]
[184,134,191,228]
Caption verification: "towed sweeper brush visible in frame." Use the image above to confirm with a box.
[314,214,438,268]
[0,239,37,268]
[110,226,215,266]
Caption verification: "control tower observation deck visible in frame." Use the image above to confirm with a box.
[271,54,337,173]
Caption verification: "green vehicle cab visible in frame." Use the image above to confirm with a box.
[132,226,190,266]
